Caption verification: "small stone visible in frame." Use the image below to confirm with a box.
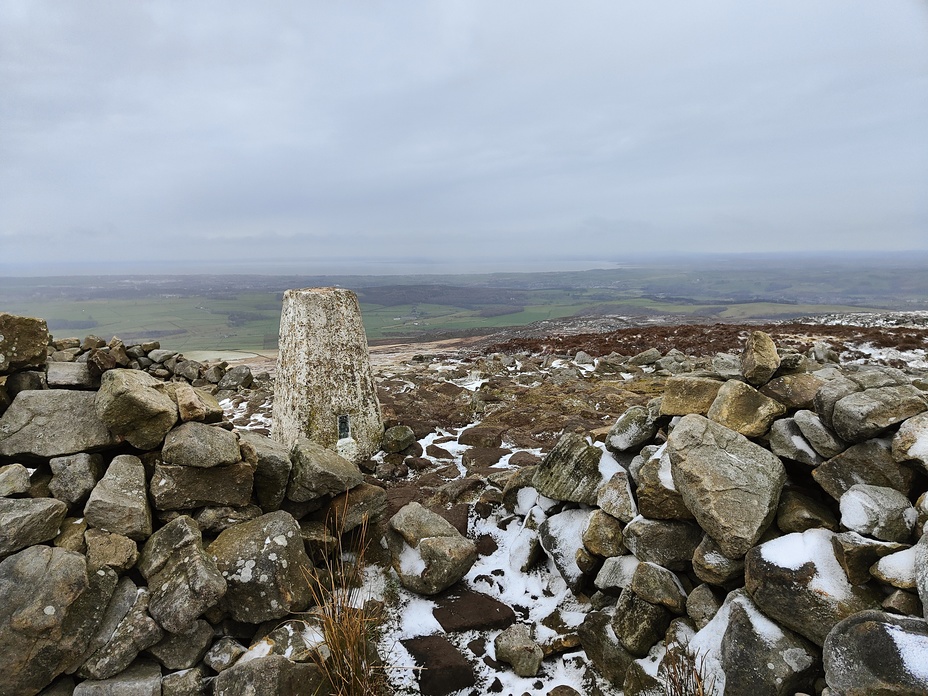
[495,623,544,677]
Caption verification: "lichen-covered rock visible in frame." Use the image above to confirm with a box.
[73,660,162,696]
[597,470,638,523]
[668,414,786,558]
[146,619,214,670]
[207,510,313,623]
[832,385,928,443]
[706,379,786,437]
[0,390,119,458]
[914,532,928,620]
[582,509,625,558]
[138,516,226,633]
[630,562,687,614]
[740,330,780,386]
[0,463,31,496]
[94,369,178,449]
[760,372,824,410]
[635,445,693,521]
[382,424,416,453]
[212,654,326,695]
[745,528,882,645]
[612,589,673,657]
[605,406,657,454]
[830,531,908,586]
[315,481,387,535]
[287,438,364,503]
[776,488,838,534]
[84,454,151,541]
[387,502,478,595]
[161,422,241,468]
[0,497,68,558]
[0,313,48,374]
[577,611,635,686]
[84,529,139,573]
[0,546,117,696]
[494,623,544,677]
[532,432,610,505]
[823,610,928,696]
[692,534,745,588]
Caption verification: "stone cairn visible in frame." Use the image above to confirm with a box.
[2,306,928,695]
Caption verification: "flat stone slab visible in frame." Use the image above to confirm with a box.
[432,588,516,633]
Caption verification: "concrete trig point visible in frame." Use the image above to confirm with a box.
[271,288,383,462]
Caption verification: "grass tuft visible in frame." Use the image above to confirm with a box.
[659,647,716,696]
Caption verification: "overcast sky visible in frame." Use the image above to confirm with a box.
[2,1,926,274]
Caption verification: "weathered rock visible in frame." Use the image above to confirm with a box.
[138,515,227,633]
[915,532,928,619]
[814,376,861,427]
[84,529,138,573]
[162,422,241,468]
[686,583,724,630]
[171,382,207,422]
[315,481,387,535]
[173,359,201,382]
[193,504,264,534]
[208,510,313,623]
[622,516,702,571]
[0,313,48,374]
[0,546,117,695]
[538,508,591,592]
[707,379,786,437]
[688,589,818,696]
[73,660,162,696]
[0,462,31,496]
[84,454,151,540]
[612,589,673,657]
[870,547,917,589]
[287,438,364,503]
[161,664,209,696]
[94,369,178,449]
[636,445,693,520]
[0,390,119,458]
[217,364,253,391]
[813,439,915,501]
[760,372,824,410]
[692,534,745,588]
[49,453,104,506]
[146,619,214,670]
[660,376,724,416]
[495,623,544,677]
[382,424,417,453]
[893,411,928,475]
[882,588,922,615]
[776,488,838,533]
[594,554,640,592]
[832,385,927,443]
[204,636,246,672]
[745,528,882,645]
[54,517,88,554]
[0,497,68,558]
[769,418,825,467]
[839,484,916,543]
[823,610,928,696]
[794,408,847,458]
[831,531,909,586]
[237,431,292,511]
[597,470,638,523]
[532,432,608,505]
[150,462,254,510]
[432,588,516,632]
[668,414,786,558]
[740,330,780,386]
[605,406,657,454]
[46,362,98,389]
[582,509,625,558]
[78,585,163,680]
[272,288,383,462]
[577,610,635,686]
[629,348,662,366]
[387,502,478,595]
[630,562,687,614]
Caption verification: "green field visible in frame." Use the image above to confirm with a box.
[2,256,925,352]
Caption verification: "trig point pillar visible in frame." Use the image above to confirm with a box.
[271,288,383,462]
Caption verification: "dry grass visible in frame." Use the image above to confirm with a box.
[660,648,716,696]
[303,509,389,696]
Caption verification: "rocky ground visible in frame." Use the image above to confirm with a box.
[2,310,928,696]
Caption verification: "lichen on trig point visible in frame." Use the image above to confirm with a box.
[271,287,383,462]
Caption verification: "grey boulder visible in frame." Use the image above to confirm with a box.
[94,369,178,449]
